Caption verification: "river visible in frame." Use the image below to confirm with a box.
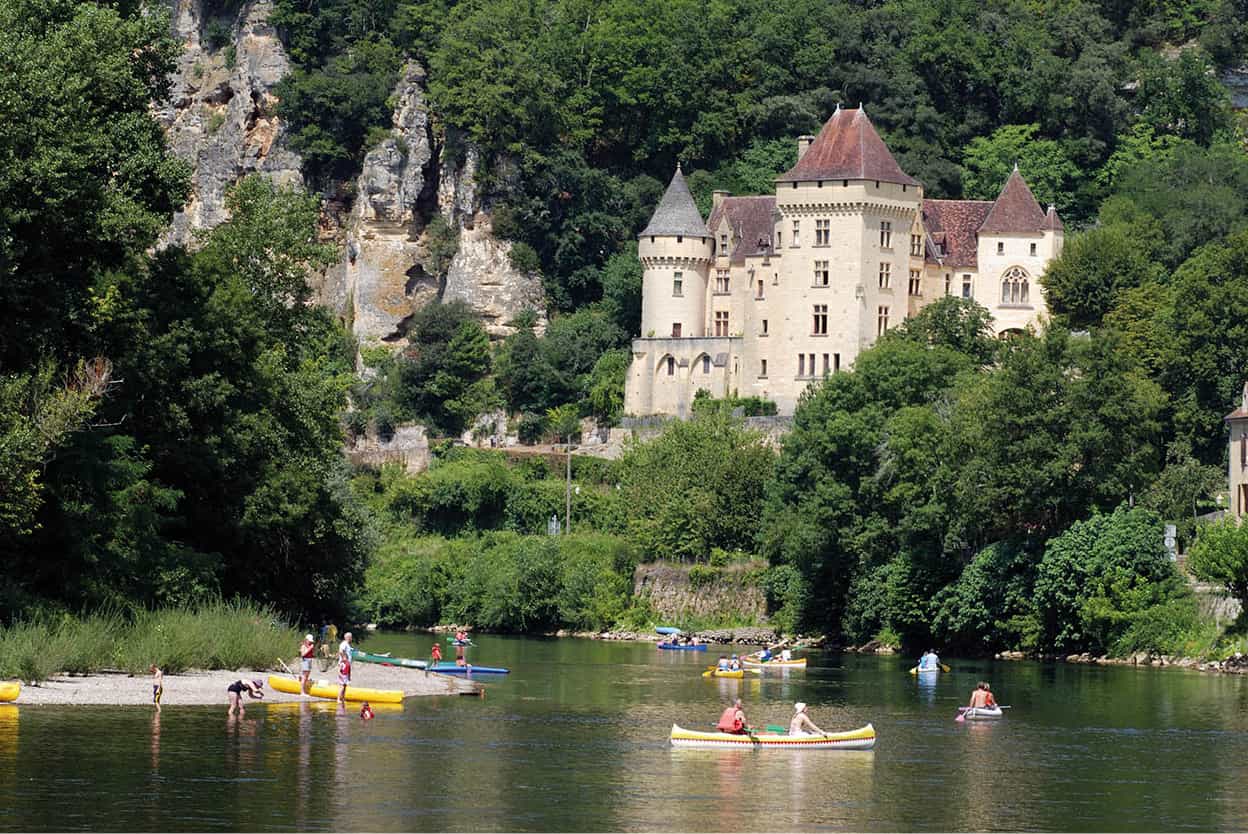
[3,634,1248,831]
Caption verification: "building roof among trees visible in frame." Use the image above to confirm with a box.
[777,107,919,187]
[979,167,1050,234]
[640,165,710,238]
[707,195,776,263]
[922,199,993,268]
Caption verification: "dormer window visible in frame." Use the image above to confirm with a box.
[997,241,1004,255]
[720,233,728,251]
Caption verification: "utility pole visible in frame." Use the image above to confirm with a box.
[565,437,572,534]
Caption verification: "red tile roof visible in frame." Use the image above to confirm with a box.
[707,196,777,263]
[1045,205,1064,232]
[979,167,1048,234]
[922,199,992,268]
[777,108,919,187]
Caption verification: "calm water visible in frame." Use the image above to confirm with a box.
[4,635,1248,831]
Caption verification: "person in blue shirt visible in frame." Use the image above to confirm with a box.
[759,647,773,662]
[919,649,940,671]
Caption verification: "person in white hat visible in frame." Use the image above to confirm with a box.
[789,702,825,736]
[299,633,316,694]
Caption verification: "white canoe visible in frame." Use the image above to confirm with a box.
[963,706,1003,719]
[669,723,875,750]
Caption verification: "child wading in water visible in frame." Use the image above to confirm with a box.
[151,665,163,709]
[360,702,374,720]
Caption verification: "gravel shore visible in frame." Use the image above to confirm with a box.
[12,660,481,706]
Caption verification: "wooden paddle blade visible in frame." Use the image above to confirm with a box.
[940,663,951,672]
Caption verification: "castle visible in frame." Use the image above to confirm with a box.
[623,107,1065,417]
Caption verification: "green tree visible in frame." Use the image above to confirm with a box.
[1188,517,1248,608]
[1040,221,1165,330]
[0,0,188,368]
[619,412,775,562]
[586,349,630,425]
[393,302,493,435]
[962,124,1080,218]
[889,297,998,366]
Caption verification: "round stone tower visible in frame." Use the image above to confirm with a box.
[638,164,713,338]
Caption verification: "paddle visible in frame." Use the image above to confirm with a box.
[955,706,968,723]
[277,656,295,676]
[941,663,951,672]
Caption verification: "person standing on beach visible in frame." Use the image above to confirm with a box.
[299,634,315,694]
[337,632,354,704]
[150,665,163,709]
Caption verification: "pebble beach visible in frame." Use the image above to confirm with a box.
[13,659,481,706]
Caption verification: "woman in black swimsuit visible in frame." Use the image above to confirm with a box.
[226,679,263,716]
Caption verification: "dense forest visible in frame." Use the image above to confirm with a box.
[6,0,1248,660]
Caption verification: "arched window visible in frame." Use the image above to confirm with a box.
[1000,266,1030,305]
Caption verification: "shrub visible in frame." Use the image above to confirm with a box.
[687,564,720,588]
[518,412,546,444]
[1187,517,1248,606]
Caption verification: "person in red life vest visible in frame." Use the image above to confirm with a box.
[360,702,374,720]
[716,698,749,735]
[431,642,442,663]
[984,683,997,708]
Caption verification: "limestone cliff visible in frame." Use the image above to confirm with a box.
[158,4,546,341]
[156,0,303,247]
[321,66,546,342]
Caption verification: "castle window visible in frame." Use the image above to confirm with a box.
[879,262,891,289]
[813,260,829,287]
[776,230,782,248]
[676,236,683,243]
[760,359,768,377]
[791,220,800,247]
[673,272,683,297]
[818,181,823,188]
[911,234,923,256]
[962,274,972,298]
[671,323,681,337]
[834,353,841,372]
[714,311,729,337]
[815,219,830,246]
[715,269,730,294]
[877,305,890,336]
[812,304,828,335]
[997,241,1004,255]
[798,354,805,376]
[1001,266,1030,305]
[879,221,892,249]
[1030,242,1037,256]
[720,233,728,252]
[909,270,921,296]
[822,353,830,375]
[702,355,711,374]
[666,356,675,375]
[842,180,848,187]
[945,274,951,295]
[761,319,768,335]
[756,279,764,299]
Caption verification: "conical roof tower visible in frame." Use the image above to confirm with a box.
[777,107,918,186]
[979,166,1048,234]
[640,164,710,238]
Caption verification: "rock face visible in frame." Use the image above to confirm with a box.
[319,62,440,340]
[443,215,547,338]
[320,64,545,342]
[159,7,546,341]
[156,0,303,247]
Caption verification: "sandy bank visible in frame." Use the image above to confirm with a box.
[13,660,482,706]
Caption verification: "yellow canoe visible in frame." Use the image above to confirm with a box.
[670,723,875,750]
[264,699,403,714]
[701,668,761,679]
[0,681,19,702]
[266,675,404,704]
[742,657,807,668]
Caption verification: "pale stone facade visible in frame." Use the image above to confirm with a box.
[625,107,1065,417]
[1227,383,1248,521]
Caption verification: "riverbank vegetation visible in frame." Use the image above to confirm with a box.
[0,599,298,682]
[7,0,1248,673]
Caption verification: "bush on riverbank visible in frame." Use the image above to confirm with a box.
[0,599,299,682]
[358,531,638,632]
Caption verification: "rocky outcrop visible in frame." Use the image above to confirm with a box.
[156,0,303,247]
[319,62,440,339]
[443,215,547,338]
[319,64,544,342]
[345,425,430,474]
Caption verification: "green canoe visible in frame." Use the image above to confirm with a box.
[351,648,428,669]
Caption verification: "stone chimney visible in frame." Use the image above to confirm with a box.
[797,135,815,161]
[712,190,728,210]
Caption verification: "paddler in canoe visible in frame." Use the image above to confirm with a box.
[789,702,826,736]
[966,681,996,710]
[716,698,750,735]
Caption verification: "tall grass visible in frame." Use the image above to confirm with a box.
[0,599,300,682]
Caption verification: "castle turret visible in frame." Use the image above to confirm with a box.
[638,165,712,338]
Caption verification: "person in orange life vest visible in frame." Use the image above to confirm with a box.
[431,642,443,663]
[983,683,997,708]
[716,698,749,735]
